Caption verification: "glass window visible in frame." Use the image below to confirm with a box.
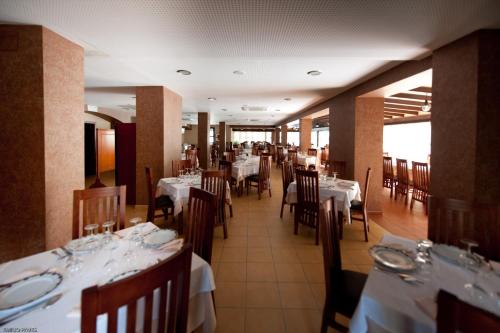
[209,127,215,144]
[318,130,329,148]
[383,122,431,163]
[287,131,299,146]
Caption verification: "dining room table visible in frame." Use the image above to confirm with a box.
[285,176,361,223]
[350,234,500,333]
[0,222,216,333]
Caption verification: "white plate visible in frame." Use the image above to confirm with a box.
[370,246,417,272]
[0,272,62,310]
[143,229,177,248]
[106,270,141,284]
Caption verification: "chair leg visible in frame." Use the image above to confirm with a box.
[280,197,285,218]
[339,212,344,240]
[363,211,369,242]
[390,181,393,198]
[229,204,233,218]
[315,223,320,245]
[293,211,299,235]
[258,182,261,200]
[321,304,331,333]
[222,219,228,239]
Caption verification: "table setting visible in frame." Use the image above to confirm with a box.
[0,221,216,332]
[232,155,260,182]
[350,234,500,333]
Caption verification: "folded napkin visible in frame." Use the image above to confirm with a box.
[158,239,184,252]
[414,297,437,320]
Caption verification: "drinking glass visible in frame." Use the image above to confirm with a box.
[458,239,480,268]
[124,217,143,261]
[102,220,116,245]
[415,239,433,281]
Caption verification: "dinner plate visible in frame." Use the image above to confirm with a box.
[65,236,103,254]
[106,269,141,284]
[431,244,482,267]
[0,272,62,311]
[370,246,417,272]
[143,229,177,248]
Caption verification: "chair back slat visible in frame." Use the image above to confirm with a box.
[185,149,198,168]
[172,160,192,177]
[288,150,298,167]
[362,168,373,211]
[320,196,341,298]
[218,160,233,183]
[412,161,430,204]
[201,170,226,227]
[296,169,320,226]
[282,160,294,194]
[307,148,317,156]
[81,245,193,333]
[73,186,126,239]
[223,151,236,162]
[277,146,285,166]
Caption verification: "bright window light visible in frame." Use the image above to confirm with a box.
[383,122,431,164]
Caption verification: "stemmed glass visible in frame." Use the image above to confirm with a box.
[459,239,480,268]
[102,220,119,273]
[415,239,433,281]
[124,217,143,261]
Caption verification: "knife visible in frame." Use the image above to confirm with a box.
[0,293,62,326]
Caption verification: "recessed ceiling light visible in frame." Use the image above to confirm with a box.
[233,70,245,75]
[307,70,322,76]
[208,97,216,101]
[275,109,281,112]
[221,108,227,111]
[176,69,192,75]
[284,98,292,101]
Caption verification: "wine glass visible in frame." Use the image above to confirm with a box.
[458,239,480,268]
[415,239,433,281]
[102,220,116,245]
[124,217,143,261]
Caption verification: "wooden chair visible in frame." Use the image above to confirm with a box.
[269,144,276,162]
[395,158,410,204]
[280,160,296,218]
[245,154,272,200]
[276,146,285,168]
[81,244,193,333]
[218,160,235,216]
[288,150,298,168]
[210,146,218,167]
[172,159,192,177]
[294,169,321,245]
[145,167,175,226]
[320,196,367,333]
[72,186,126,240]
[307,148,317,156]
[320,147,329,165]
[223,151,236,162]
[185,148,198,168]
[383,156,396,197]
[185,187,216,264]
[411,161,430,212]
[328,160,346,179]
[437,289,500,333]
[349,168,372,242]
[202,170,228,239]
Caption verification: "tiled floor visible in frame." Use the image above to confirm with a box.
[117,165,427,333]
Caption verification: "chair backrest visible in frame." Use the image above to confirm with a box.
[210,146,218,160]
[172,159,192,177]
[362,168,372,210]
[437,289,500,333]
[295,169,320,209]
[277,146,285,161]
[73,186,126,239]
[186,187,217,264]
[185,149,198,168]
[81,245,193,333]
[223,151,236,162]
[412,161,430,192]
[258,154,272,181]
[288,150,298,166]
[320,196,342,299]
[307,148,317,156]
[320,147,329,163]
[329,160,346,179]
[218,160,233,182]
[281,160,294,195]
[383,156,394,179]
[201,170,226,221]
[396,158,409,185]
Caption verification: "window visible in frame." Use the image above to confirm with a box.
[383,122,431,163]
[209,127,215,144]
[287,131,299,146]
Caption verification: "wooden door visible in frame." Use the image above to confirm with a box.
[97,129,115,173]
[115,124,136,204]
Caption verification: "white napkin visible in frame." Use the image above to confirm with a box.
[158,239,184,252]
[414,297,437,320]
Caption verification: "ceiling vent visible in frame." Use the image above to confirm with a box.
[241,106,268,112]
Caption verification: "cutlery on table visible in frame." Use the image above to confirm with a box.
[0,293,63,326]
[374,266,423,284]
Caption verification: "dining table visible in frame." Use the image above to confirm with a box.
[350,234,500,333]
[0,222,216,333]
[286,176,361,223]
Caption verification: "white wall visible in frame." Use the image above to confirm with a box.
[84,112,111,129]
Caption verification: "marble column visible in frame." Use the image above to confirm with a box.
[219,121,226,154]
[198,112,210,169]
[0,25,84,261]
[136,86,182,204]
[299,118,312,151]
[281,125,288,145]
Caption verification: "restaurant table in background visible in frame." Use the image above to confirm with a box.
[350,234,500,333]
[0,223,216,332]
[232,156,260,183]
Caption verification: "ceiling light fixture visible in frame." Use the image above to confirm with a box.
[233,70,245,75]
[421,94,431,112]
[221,108,227,111]
[315,124,320,128]
[284,97,292,101]
[208,97,216,101]
[275,109,281,112]
[176,69,192,75]
[307,70,322,76]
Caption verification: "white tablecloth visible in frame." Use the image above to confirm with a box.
[0,223,216,333]
[297,154,317,167]
[232,156,260,182]
[350,234,500,333]
[286,178,361,223]
[158,176,232,216]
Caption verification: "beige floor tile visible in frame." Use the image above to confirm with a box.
[309,283,325,309]
[278,283,316,309]
[215,282,245,307]
[342,250,374,265]
[214,308,245,333]
[245,308,286,333]
[272,247,299,263]
[302,263,325,283]
[356,264,373,274]
[283,308,322,333]
[223,235,248,248]
[275,263,307,282]
[248,225,268,236]
[296,246,323,263]
[216,262,247,282]
[212,246,223,262]
[247,236,271,247]
[247,262,276,282]
[247,247,273,262]
[220,247,247,262]
[245,282,281,308]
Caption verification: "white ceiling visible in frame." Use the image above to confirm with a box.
[1,0,499,125]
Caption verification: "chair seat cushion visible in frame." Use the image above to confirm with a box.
[155,195,174,208]
[331,270,368,316]
[350,200,363,211]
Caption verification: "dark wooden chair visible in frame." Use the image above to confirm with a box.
[328,160,347,179]
[395,158,410,204]
[280,160,296,218]
[202,170,228,239]
[245,154,272,200]
[437,289,500,333]
[320,147,329,166]
[411,161,430,213]
[72,186,126,239]
[172,159,192,177]
[269,144,276,162]
[307,148,317,156]
[349,168,372,242]
[288,150,298,168]
[210,146,218,167]
[294,169,321,245]
[223,151,236,162]
[185,148,198,168]
[81,244,193,333]
[218,160,235,216]
[383,156,396,197]
[145,167,175,227]
[276,146,285,168]
[320,196,367,333]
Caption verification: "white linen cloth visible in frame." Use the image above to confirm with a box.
[232,156,260,182]
[297,154,316,167]
[0,223,216,333]
[157,176,232,216]
[285,178,361,223]
[349,234,500,333]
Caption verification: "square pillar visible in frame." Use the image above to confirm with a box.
[299,118,312,151]
[198,112,210,169]
[226,124,232,144]
[274,128,281,144]
[136,86,182,204]
[219,121,226,154]
[0,25,84,261]
[281,125,288,145]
